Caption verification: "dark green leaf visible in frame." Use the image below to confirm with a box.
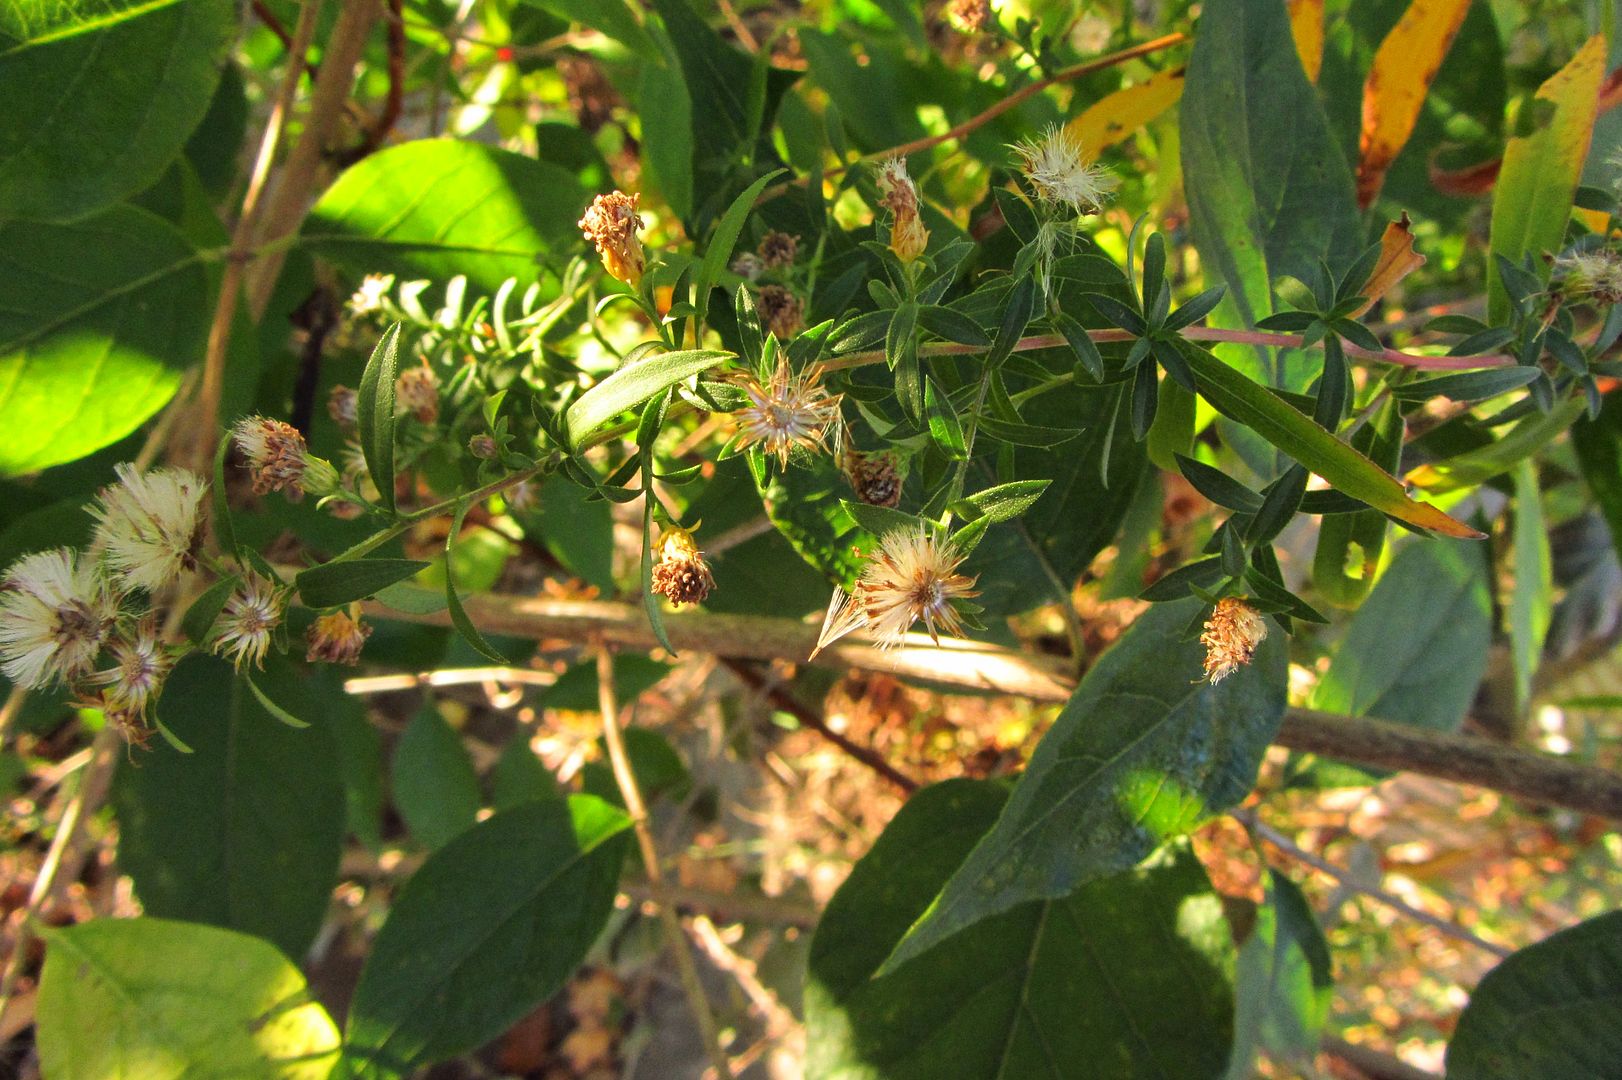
[357,323,402,515]
[696,170,785,317]
[296,558,429,609]
[1445,910,1622,1079]
[112,655,344,959]
[565,349,732,448]
[1393,367,1541,403]
[987,277,1036,370]
[1225,870,1332,1077]
[1246,465,1307,545]
[393,704,481,850]
[882,599,1286,971]
[975,415,1083,448]
[180,576,237,646]
[1176,455,1264,512]
[924,378,967,460]
[343,798,631,1076]
[1085,292,1147,335]
[916,304,991,346]
[956,480,1050,524]
[445,503,509,663]
[1051,311,1104,381]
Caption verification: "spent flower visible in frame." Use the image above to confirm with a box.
[232,416,311,497]
[92,619,170,734]
[756,284,805,341]
[650,526,715,607]
[0,548,118,689]
[91,464,208,593]
[1012,126,1117,215]
[1555,249,1622,304]
[328,385,358,427]
[733,359,842,465]
[1200,597,1267,684]
[758,230,799,269]
[875,157,929,262]
[396,365,440,424]
[578,190,646,287]
[813,527,980,656]
[306,609,372,666]
[842,447,904,508]
[212,573,283,671]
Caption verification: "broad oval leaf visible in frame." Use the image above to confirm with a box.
[37,917,340,1080]
[564,349,732,448]
[392,703,481,850]
[882,598,1286,972]
[1446,910,1622,1079]
[342,797,631,1076]
[0,205,207,475]
[304,141,586,296]
[296,557,429,609]
[1225,869,1333,1077]
[808,779,1236,1080]
[0,0,236,222]
[113,655,345,959]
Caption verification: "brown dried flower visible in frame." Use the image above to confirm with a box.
[1200,597,1267,684]
[813,526,979,656]
[232,416,310,497]
[756,284,805,341]
[843,448,903,508]
[947,0,992,33]
[396,366,439,424]
[650,526,715,608]
[876,157,929,262]
[306,609,372,666]
[328,385,358,427]
[733,359,842,465]
[758,230,799,269]
[578,191,646,287]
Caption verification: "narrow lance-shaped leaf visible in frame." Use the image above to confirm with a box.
[358,323,402,514]
[1181,342,1481,537]
[565,349,732,448]
[296,558,430,609]
[445,502,509,663]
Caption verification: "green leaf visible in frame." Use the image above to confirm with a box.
[518,474,616,591]
[1308,539,1490,743]
[343,797,631,1076]
[392,703,481,851]
[0,0,236,222]
[1445,910,1622,1079]
[0,205,206,475]
[1391,367,1542,403]
[636,59,695,219]
[182,575,238,646]
[1175,455,1264,512]
[640,477,679,655]
[580,725,691,807]
[1509,460,1552,715]
[112,656,344,959]
[955,479,1050,524]
[296,558,429,609]
[37,917,340,1080]
[1181,343,1481,537]
[304,141,586,296]
[924,378,967,460]
[1180,0,1360,330]
[883,599,1286,972]
[444,502,510,664]
[519,0,659,59]
[1573,392,1622,565]
[695,170,784,318]
[357,323,402,515]
[917,304,992,347]
[1225,870,1332,1077]
[1487,37,1605,322]
[1408,396,1586,494]
[807,780,1236,1080]
[565,349,732,448]
[491,738,560,810]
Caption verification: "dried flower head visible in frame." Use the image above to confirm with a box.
[469,433,498,460]
[1069,12,1112,53]
[650,526,715,607]
[812,527,980,656]
[0,548,118,689]
[92,619,170,735]
[756,284,805,341]
[734,359,842,465]
[349,273,394,316]
[1555,249,1622,304]
[842,447,904,508]
[328,385,359,428]
[506,479,539,513]
[1012,126,1117,215]
[212,573,283,671]
[578,191,646,287]
[948,0,992,32]
[876,157,929,262]
[396,365,440,424]
[758,230,800,269]
[1200,597,1267,684]
[232,416,310,497]
[730,252,765,282]
[91,464,208,593]
[306,610,372,666]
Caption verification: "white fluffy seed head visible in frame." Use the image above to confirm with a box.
[90,464,207,594]
[0,548,119,689]
[812,527,980,657]
[1012,126,1118,215]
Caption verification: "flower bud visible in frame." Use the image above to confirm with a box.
[301,455,342,499]
[876,157,930,263]
[651,526,715,608]
[578,191,646,287]
[469,434,498,460]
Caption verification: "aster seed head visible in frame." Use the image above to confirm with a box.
[875,157,930,262]
[650,526,715,608]
[232,416,311,498]
[758,230,799,269]
[733,359,842,466]
[1555,249,1622,305]
[812,526,980,657]
[756,284,805,341]
[396,366,440,424]
[0,548,119,689]
[1200,597,1267,684]
[842,447,905,508]
[212,572,284,671]
[1012,125,1118,215]
[92,618,171,737]
[578,190,646,287]
[91,464,208,593]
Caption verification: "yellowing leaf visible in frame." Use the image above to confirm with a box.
[1349,213,1427,318]
[1288,0,1325,83]
[1488,35,1606,322]
[1356,0,1473,209]
[1066,67,1185,160]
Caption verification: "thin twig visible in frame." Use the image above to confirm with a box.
[343,666,558,694]
[596,648,733,1080]
[1237,810,1512,959]
[1320,1034,1443,1080]
[347,0,405,163]
[689,914,801,1080]
[757,33,1189,202]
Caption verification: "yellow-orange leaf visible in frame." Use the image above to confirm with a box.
[1288,0,1325,83]
[1356,0,1473,209]
[1349,213,1427,318]
[1066,67,1185,160]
